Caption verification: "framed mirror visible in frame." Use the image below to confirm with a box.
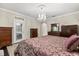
[51,23,59,32]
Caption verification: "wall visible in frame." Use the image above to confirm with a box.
[41,23,48,36]
[46,11,79,32]
[0,8,41,40]
[1,7,79,39]
[25,17,41,38]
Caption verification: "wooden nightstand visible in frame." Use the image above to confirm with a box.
[48,31,60,36]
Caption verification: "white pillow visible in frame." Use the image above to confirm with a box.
[0,50,4,56]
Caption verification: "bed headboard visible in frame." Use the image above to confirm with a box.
[60,25,78,37]
[0,27,12,48]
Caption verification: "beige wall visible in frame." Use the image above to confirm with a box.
[1,8,79,38]
[0,8,41,39]
[46,11,79,32]
[25,17,41,38]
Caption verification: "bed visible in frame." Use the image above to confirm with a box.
[14,35,79,56]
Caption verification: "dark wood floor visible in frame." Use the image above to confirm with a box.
[0,47,9,56]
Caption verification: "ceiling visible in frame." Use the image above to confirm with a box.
[0,3,79,18]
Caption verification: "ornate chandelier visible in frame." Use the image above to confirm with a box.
[37,5,46,22]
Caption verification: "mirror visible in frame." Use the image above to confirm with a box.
[51,23,59,32]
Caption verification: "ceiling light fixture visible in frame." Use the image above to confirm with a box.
[37,4,46,22]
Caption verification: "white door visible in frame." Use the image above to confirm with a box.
[12,19,24,43]
[41,23,48,36]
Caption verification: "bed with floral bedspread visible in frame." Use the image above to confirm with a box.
[14,35,79,56]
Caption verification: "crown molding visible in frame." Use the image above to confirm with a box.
[48,11,79,19]
[0,8,35,19]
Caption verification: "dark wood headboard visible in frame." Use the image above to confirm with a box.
[60,25,78,37]
[0,27,12,48]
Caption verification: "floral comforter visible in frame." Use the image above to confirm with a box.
[14,35,79,56]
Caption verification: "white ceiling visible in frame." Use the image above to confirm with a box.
[0,3,79,18]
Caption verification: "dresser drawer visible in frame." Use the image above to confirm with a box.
[48,31,60,36]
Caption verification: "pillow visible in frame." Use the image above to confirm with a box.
[64,34,79,51]
[69,39,79,51]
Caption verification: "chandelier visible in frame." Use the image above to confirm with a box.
[37,5,46,22]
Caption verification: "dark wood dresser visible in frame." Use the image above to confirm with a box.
[48,24,79,37]
[48,31,60,36]
[60,25,78,37]
[48,23,60,36]
[0,27,12,48]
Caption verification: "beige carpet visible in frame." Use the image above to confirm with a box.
[7,43,18,56]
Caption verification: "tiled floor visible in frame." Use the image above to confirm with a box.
[7,44,18,56]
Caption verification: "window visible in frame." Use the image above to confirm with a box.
[13,18,24,43]
[16,22,23,40]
